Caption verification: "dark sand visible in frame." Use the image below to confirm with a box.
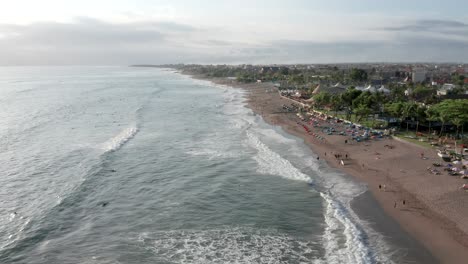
[352,191,436,264]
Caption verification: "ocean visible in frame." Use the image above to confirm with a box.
[0,66,404,263]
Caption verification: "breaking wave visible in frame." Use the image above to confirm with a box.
[246,131,312,183]
[137,227,321,264]
[100,126,139,153]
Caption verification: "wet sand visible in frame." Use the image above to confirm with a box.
[351,191,436,264]
[192,75,468,264]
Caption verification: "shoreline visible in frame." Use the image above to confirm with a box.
[186,74,468,264]
[350,190,436,264]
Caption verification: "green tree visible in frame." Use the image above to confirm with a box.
[402,102,418,132]
[412,85,436,101]
[452,73,466,87]
[389,84,406,102]
[350,68,368,82]
[329,95,343,116]
[340,88,362,120]
[425,107,439,136]
[432,99,468,136]
[313,92,331,109]
[385,102,404,117]
[354,104,372,122]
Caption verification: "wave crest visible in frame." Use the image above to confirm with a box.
[246,131,312,183]
[138,227,321,264]
[101,126,139,153]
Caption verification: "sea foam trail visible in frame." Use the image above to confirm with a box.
[320,192,376,264]
[246,131,312,183]
[101,126,139,153]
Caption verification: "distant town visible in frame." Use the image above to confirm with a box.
[136,63,467,146]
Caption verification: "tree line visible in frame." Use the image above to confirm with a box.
[313,88,468,136]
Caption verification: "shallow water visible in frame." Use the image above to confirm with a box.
[0,66,397,263]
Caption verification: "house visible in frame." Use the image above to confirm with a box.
[311,84,321,95]
[364,85,377,93]
[437,84,455,95]
[378,85,391,94]
[323,85,346,94]
[355,86,366,91]
[259,66,281,74]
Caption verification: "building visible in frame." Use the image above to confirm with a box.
[412,71,427,82]
[313,83,346,95]
[437,84,455,96]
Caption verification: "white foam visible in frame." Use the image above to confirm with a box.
[320,192,375,264]
[101,126,139,153]
[221,88,250,118]
[246,131,312,183]
[137,227,321,264]
[186,148,240,160]
[255,128,296,144]
[319,192,396,264]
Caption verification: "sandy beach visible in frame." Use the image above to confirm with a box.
[194,75,468,264]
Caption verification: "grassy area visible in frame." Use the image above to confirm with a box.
[395,131,467,150]
[316,110,386,129]
[393,131,436,149]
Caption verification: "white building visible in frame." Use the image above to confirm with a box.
[364,85,377,93]
[378,85,391,94]
[437,84,456,95]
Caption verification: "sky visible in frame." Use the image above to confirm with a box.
[0,0,467,65]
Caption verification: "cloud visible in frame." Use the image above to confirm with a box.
[0,19,165,47]
[0,18,201,65]
[382,19,468,32]
[0,17,467,65]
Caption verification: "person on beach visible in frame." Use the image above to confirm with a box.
[379,184,382,190]
[394,201,397,208]
[383,185,386,191]
[403,200,406,205]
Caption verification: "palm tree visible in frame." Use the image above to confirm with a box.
[438,113,449,137]
[451,118,463,138]
[402,102,417,132]
[425,107,439,138]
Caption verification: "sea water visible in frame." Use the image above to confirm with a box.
[0,66,397,263]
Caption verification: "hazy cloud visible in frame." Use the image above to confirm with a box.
[0,17,468,65]
[0,19,165,47]
[382,19,468,32]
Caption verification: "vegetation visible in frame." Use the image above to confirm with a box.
[350,68,368,82]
